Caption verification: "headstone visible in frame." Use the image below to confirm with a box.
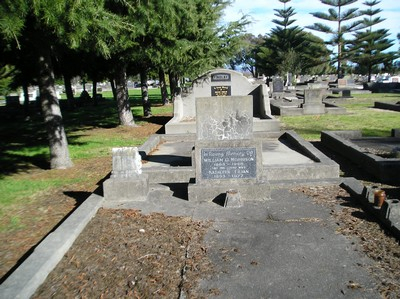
[197,96,253,141]
[188,95,270,202]
[272,78,284,93]
[337,79,347,87]
[165,68,278,134]
[302,89,326,114]
[103,147,149,201]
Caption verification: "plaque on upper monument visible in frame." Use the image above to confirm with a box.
[211,73,231,82]
[211,86,231,96]
[201,147,256,179]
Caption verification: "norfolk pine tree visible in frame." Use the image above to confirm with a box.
[307,0,364,78]
[257,0,329,78]
[347,0,396,82]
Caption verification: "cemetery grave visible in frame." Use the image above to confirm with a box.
[1,70,400,298]
[269,78,348,116]
[322,129,400,184]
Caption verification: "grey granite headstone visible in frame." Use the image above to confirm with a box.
[302,89,326,114]
[272,78,284,93]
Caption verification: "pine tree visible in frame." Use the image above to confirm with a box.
[307,0,364,78]
[270,0,306,78]
[348,0,396,82]
[256,0,329,78]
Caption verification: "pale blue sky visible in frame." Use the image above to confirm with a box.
[223,0,400,52]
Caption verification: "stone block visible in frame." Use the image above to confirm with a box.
[196,96,253,140]
[224,189,242,207]
[188,181,270,202]
[302,104,325,114]
[392,129,400,137]
[381,199,400,227]
[103,175,149,201]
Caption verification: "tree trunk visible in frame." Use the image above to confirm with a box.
[169,71,177,101]
[92,79,98,106]
[22,83,30,118]
[63,73,75,109]
[110,79,117,101]
[159,69,169,105]
[140,70,152,117]
[114,64,136,126]
[37,46,73,169]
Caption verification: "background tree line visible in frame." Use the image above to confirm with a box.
[230,0,398,83]
[0,0,398,169]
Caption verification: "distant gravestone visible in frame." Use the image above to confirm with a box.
[337,79,347,87]
[341,90,352,98]
[272,78,284,93]
[302,89,326,114]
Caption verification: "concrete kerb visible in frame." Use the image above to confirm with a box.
[0,193,104,299]
[374,101,400,112]
[321,130,400,184]
[341,177,400,240]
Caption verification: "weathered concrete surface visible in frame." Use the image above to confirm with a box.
[106,185,380,299]
[140,132,340,185]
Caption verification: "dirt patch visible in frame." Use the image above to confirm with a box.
[32,209,213,298]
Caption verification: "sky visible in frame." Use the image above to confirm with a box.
[223,0,400,52]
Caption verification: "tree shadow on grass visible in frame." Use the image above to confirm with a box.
[0,98,171,176]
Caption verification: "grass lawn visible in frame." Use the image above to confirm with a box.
[279,93,400,140]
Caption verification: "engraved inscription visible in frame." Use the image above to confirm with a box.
[211,86,231,96]
[211,73,231,82]
[201,148,256,179]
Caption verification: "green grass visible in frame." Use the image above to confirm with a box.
[280,93,400,140]
[0,89,173,212]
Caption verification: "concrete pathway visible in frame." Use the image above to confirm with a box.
[105,185,380,299]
